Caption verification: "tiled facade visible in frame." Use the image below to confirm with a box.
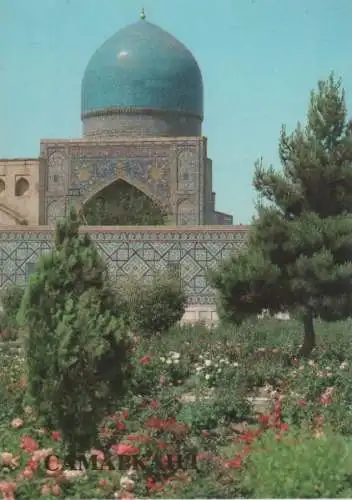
[41,136,215,227]
[0,226,248,305]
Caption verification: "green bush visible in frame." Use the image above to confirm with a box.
[119,272,187,336]
[0,284,24,340]
[18,208,132,455]
[240,428,352,498]
[0,343,26,422]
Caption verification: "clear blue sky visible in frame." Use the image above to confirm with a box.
[1,0,351,224]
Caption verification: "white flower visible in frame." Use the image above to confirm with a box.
[195,366,202,372]
[166,359,172,365]
[340,361,349,370]
[233,362,239,367]
[160,357,166,363]
[204,359,211,367]
[120,476,135,491]
[219,359,226,364]
[308,360,315,366]
[199,355,203,359]
[217,368,222,373]
[173,359,180,364]
[205,374,211,380]
[171,352,180,360]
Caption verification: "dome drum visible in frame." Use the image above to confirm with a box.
[82,107,202,138]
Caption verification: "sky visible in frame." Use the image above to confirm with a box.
[1,0,351,224]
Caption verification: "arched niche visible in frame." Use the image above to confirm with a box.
[0,178,5,194]
[15,177,29,196]
[82,178,166,226]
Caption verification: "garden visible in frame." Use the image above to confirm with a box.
[1,74,352,499]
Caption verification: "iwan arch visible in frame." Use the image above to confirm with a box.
[0,11,247,323]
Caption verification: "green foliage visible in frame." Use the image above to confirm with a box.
[210,74,352,355]
[0,343,26,421]
[118,272,187,336]
[240,428,352,498]
[18,207,132,454]
[0,284,24,340]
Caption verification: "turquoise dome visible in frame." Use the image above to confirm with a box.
[81,19,203,119]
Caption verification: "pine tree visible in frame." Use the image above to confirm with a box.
[210,74,352,356]
[19,206,131,454]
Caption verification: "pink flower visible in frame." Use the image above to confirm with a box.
[51,431,61,441]
[140,354,151,365]
[111,444,140,456]
[22,466,34,479]
[298,399,306,407]
[0,481,16,500]
[11,418,23,429]
[20,436,39,453]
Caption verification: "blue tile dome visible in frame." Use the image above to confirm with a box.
[81,18,204,120]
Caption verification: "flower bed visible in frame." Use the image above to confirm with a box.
[2,318,352,498]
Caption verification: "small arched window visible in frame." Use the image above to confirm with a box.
[0,178,5,194]
[15,177,29,196]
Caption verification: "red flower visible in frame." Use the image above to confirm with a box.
[146,477,165,492]
[121,409,129,419]
[151,400,160,409]
[20,436,39,453]
[51,431,61,441]
[201,430,210,437]
[237,430,261,445]
[257,414,270,428]
[140,354,151,365]
[226,455,242,469]
[279,422,289,431]
[144,417,166,430]
[111,443,140,455]
[27,458,39,471]
[116,420,127,431]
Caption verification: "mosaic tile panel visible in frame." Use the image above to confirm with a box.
[0,228,248,304]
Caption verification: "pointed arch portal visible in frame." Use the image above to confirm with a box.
[82,178,166,226]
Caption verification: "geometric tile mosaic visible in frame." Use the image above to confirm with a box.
[0,227,248,305]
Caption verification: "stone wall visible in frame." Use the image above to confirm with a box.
[0,225,248,305]
[0,159,40,225]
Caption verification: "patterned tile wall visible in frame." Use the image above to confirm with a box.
[0,227,248,304]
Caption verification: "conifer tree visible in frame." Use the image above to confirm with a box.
[19,206,131,454]
[211,75,352,356]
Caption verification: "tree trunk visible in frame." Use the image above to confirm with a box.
[299,311,316,357]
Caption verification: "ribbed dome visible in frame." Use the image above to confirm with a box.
[81,19,204,120]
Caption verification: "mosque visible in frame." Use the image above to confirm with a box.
[0,11,245,322]
[0,10,233,228]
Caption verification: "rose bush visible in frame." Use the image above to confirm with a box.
[2,317,352,498]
